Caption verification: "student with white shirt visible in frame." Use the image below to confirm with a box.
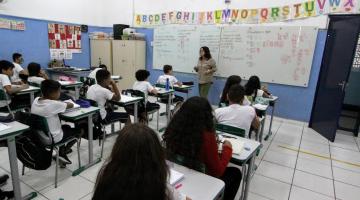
[87,69,130,124]
[244,76,271,102]
[132,69,160,122]
[27,62,49,85]
[157,65,184,104]
[11,53,27,83]
[88,64,107,81]
[31,80,80,166]
[93,124,189,200]
[215,85,260,138]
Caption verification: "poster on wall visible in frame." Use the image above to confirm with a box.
[48,23,82,59]
[0,18,26,30]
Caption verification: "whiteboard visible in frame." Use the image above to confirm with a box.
[153,25,318,87]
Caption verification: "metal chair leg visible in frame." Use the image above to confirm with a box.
[157,110,159,131]
[22,165,25,176]
[55,148,59,188]
[77,140,81,168]
[100,128,106,159]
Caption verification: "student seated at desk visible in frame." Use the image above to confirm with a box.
[219,75,250,107]
[87,69,130,124]
[245,76,271,102]
[0,60,29,107]
[215,85,260,138]
[133,69,160,122]
[163,97,241,200]
[157,65,184,104]
[93,124,189,200]
[31,80,80,166]
[11,53,28,84]
[88,64,107,80]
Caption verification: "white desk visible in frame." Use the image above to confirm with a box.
[264,96,278,141]
[59,81,83,100]
[252,104,269,143]
[59,106,100,176]
[16,86,40,105]
[0,121,36,200]
[217,133,261,200]
[173,163,225,200]
[155,87,175,125]
[111,95,143,123]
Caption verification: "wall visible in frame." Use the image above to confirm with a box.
[0,14,112,69]
[137,28,326,122]
[134,0,329,28]
[344,70,360,106]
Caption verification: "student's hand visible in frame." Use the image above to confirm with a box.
[223,140,232,149]
[66,102,74,109]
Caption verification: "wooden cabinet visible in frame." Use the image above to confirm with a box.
[112,40,146,90]
[90,39,113,73]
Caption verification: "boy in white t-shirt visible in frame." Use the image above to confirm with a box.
[132,69,160,122]
[87,69,130,124]
[88,64,107,82]
[11,53,27,83]
[31,80,80,165]
[0,60,29,108]
[215,85,260,138]
[157,65,184,104]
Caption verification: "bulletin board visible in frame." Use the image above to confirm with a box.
[48,23,82,59]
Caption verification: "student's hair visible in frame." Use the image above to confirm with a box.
[99,64,107,70]
[228,84,245,104]
[163,96,215,169]
[135,69,150,81]
[93,124,170,200]
[96,69,111,83]
[0,60,15,72]
[163,65,172,74]
[12,53,22,62]
[245,75,261,98]
[27,62,41,77]
[199,46,212,60]
[41,80,61,97]
[220,75,242,104]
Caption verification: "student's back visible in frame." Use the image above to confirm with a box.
[93,124,187,200]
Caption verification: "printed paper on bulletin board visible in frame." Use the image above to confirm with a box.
[48,23,82,53]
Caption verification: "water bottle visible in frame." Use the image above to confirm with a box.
[165,78,170,91]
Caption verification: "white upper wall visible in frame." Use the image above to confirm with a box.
[0,0,328,28]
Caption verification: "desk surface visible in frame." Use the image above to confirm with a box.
[16,86,40,94]
[173,163,225,200]
[120,95,143,103]
[60,106,99,121]
[0,121,29,140]
[58,81,83,86]
[155,87,175,95]
[267,96,279,102]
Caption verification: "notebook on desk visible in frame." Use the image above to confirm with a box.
[169,169,184,185]
[63,99,81,113]
[218,136,245,155]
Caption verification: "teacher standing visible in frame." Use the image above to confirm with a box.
[194,46,217,98]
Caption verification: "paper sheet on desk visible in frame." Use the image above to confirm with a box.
[253,103,267,110]
[0,123,10,131]
[219,138,245,155]
[169,169,184,185]
[58,81,76,85]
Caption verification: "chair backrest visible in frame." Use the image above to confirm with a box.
[29,113,54,145]
[80,77,96,86]
[215,123,246,138]
[155,83,165,88]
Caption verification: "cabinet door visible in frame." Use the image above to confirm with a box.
[135,41,146,71]
[112,40,136,90]
[90,40,112,72]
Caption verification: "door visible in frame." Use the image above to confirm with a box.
[90,39,113,71]
[309,15,360,142]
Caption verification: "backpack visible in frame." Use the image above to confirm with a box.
[15,112,53,170]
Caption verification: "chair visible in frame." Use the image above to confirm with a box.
[0,87,29,118]
[22,113,81,188]
[123,89,160,130]
[215,123,246,138]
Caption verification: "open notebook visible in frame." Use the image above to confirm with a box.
[63,99,81,113]
[169,169,184,186]
[218,136,245,155]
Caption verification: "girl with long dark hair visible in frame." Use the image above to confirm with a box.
[163,97,242,200]
[93,124,188,200]
[244,75,270,101]
[220,75,242,106]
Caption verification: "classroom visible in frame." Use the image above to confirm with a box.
[0,0,360,200]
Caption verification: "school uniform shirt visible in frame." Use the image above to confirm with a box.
[157,74,179,86]
[200,131,232,178]
[252,89,265,97]
[27,76,45,85]
[195,58,217,84]
[11,63,24,82]
[87,84,114,119]
[31,97,67,143]
[88,68,102,81]
[215,104,256,137]
[0,74,12,107]
[133,81,154,102]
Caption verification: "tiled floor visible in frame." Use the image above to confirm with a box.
[1,103,360,200]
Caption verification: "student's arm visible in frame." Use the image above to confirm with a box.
[4,84,29,95]
[39,70,49,80]
[110,80,121,101]
[173,77,183,86]
[148,83,158,95]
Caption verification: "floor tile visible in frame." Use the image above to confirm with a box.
[267,141,299,156]
[333,167,360,187]
[248,192,272,200]
[79,192,93,200]
[263,149,298,168]
[331,135,359,152]
[293,170,334,197]
[302,128,329,145]
[256,161,294,184]
[334,181,360,200]
[80,160,104,183]
[296,157,333,179]
[273,133,301,147]
[300,140,330,156]
[298,152,332,166]
[330,146,360,173]
[249,174,291,200]
[289,186,335,200]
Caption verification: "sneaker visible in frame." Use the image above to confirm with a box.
[58,154,72,165]
[0,175,9,186]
